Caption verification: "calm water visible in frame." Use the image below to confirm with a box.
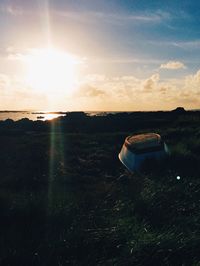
[0,112,66,121]
[0,111,109,121]
[2,110,195,121]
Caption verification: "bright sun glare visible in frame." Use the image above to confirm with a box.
[25,48,78,93]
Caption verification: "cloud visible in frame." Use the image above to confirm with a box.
[147,40,200,51]
[73,69,200,110]
[0,74,10,90]
[143,73,159,92]
[1,65,200,111]
[173,40,200,50]
[99,11,169,24]
[2,65,199,111]
[185,69,200,89]
[54,9,171,26]
[77,84,106,98]
[0,73,48,109]
[160,61,186,70]
[1,4,23,16]
[84,74,106,82]
[7,53,25,61]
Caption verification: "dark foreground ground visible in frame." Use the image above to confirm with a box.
[0,110,200,265]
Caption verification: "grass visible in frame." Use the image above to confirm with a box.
[0,112,200,265]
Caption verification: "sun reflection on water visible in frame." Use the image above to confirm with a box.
[38,113,66,121]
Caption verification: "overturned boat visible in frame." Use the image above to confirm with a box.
[119,133,169,172]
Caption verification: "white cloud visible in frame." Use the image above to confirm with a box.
[1,5,23,16]
[54,10,171,26]
[173,40,200,50]
[160,61,186,69]
[0,74,10,90]
[143,73,159,92]
[84,74,106,82]
[185,70,200,90]
[1,66,200,110]
[147,40,200,51]
[73,69,200,110]
[77,84,106,97]
[0,73,48,110]
[7,53,25,61]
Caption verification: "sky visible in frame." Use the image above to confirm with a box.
[0,0,200,111]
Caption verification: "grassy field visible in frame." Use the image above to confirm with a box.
[0,111,200,265]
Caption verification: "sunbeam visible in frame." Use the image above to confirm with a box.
[48,119,66,215]
[38,0,52,47]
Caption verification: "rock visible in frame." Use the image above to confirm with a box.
[171,107,186,113]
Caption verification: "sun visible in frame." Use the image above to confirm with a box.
[24,48,78,94]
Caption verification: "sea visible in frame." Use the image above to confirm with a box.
[0,109,198,121]
[0,111,109,121]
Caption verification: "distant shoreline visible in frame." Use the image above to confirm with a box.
[0,108,200,134]
[0,108,199,113]
[0,107,199,122]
